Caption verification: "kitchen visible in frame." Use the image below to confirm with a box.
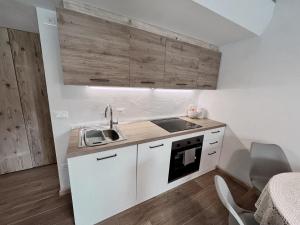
[0,0,300,225]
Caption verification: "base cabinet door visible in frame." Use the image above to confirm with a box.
[68,146,137,225]
[137,139,172,202]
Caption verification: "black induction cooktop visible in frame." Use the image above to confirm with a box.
[151,117,202,133]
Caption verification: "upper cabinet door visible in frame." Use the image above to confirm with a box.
[57,9,130,87]
[129,28,166,88]
[197,47,221,89]
[164,39,200,89]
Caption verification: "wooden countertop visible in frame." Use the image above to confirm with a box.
[67,117,226,158]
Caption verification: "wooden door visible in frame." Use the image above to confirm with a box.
[57,9,130,87]
[8,29,56,167]
[129,28,166,88]
[197,47,221,89]
[68,146,137,225]
[0,28,56,174]
[0,28,32,174]
[164,39,200,89]
[137,139,172,202]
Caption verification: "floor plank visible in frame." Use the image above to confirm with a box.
[0,165,258,225]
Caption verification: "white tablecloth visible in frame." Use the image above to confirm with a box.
[254,173,300,225]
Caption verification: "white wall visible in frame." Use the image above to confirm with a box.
[36,8,200,191]
[199,0,300,185]
[192,0,275,35]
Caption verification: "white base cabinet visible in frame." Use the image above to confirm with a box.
[137,139,172,202]
[68,127,225,225]
[68,145,137,225]
[200,127,225,173]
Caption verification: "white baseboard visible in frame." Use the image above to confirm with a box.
[59,188,71,196]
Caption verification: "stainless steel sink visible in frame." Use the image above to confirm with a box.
[78,127,126,147]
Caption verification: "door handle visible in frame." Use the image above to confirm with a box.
[149,144,164,149]
[90,78,110,83]
[97,154,117,161]
[208,151,217,156]
[140,81,155,84]
[209,141,218,145]
[176,83,187,86]
[211,131,220,134]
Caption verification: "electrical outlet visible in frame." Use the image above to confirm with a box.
[45,15,57,26]
[54,111,69,119]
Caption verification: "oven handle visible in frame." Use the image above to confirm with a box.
[149,144,164,149]
[172,144,202,152]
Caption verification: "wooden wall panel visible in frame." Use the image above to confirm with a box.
[8,29,56,167]
[129,28,166,88]
[57,8,130,87]
[0,28,32,174]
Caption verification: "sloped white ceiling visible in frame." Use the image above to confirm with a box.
[193,0,275,35]
[81,0,256,46]
[0,0,275,46]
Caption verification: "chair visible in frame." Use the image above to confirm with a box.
[249,142,292,192]
[214,175,258,225]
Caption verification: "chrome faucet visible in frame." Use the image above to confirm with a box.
[104,104,118,129]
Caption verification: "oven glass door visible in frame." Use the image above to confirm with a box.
[168,146,202,183]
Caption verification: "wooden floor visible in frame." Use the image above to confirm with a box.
[0,165,258,225]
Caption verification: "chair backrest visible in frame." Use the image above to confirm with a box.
[250,143,292,181]
[214,175,245,225]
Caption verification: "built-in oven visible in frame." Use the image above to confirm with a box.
[168,135,204,183]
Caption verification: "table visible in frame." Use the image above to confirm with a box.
[254,173,300,225]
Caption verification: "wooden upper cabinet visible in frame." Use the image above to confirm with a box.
[165,39,200,89]
[57,9,130,87]
[129,28,166,88]
[197,47,221,89]
[57,8,221,89]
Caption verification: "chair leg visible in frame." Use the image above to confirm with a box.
[229,214,240,225]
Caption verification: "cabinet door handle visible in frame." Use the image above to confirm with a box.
[209,141,218,145]
[149,144,164,149]
[97,154,117,161]
[208,151,217,156]
[176,83,187,86]
[140,81,155,84]
[198,84,213,89]
[90,78,110,83]
[211,131,220,134]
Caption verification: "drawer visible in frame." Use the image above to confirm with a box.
[204,137,222,150]
[205,127,225,141]
[200,147,220,173]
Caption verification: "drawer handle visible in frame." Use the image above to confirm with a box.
[209,141,218,145]
[140,81,155,84]
[211,131,220,134]
[97,154,117,161]
[90,78,110,83]
[200,85,213,88]
[149,144,164,149]
[176,83,187,86]
[208,151,217,156]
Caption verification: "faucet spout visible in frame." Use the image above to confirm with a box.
[104,104,117,129]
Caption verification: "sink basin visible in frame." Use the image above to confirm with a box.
[102,129,120,141]
[78,127,126,147]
